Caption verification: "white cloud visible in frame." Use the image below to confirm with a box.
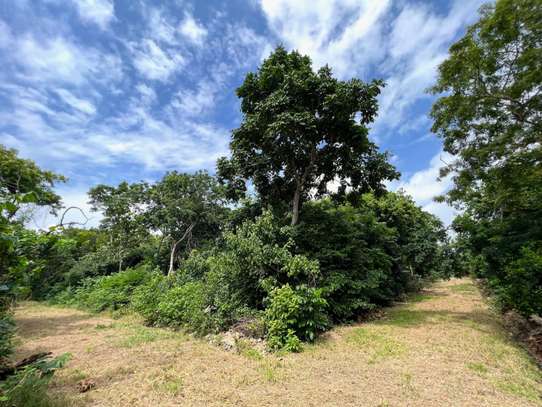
[171,82,216,117]
[131,39,185,81]
[71,0,115,30]
[259,0,390,77]
[258,0,485,133]
[178,13,207,45]
[55,88,96,115]
[0,20,12,48]
[395,150,457,225]
[399,151,452,203]
[28,184,102,230]
[12,35,122,86]
[136,83,157,106]
[148,8,177,45]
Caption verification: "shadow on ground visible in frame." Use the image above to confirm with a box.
[16,311,103,339]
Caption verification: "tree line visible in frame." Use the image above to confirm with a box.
[0,0,539,384]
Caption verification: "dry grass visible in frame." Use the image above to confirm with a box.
[13,278,542,406]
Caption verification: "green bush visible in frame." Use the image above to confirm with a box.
[54,266,154,312]
[0,312,14,367]
[264,284,328,352]
[0,353,70,407]
[130,273,172,325]
[0,285,15,367]
[155,282,208,332]
[495,245,542,316]
[294,195,446,322]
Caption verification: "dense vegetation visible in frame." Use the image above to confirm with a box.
[1,0,540,403]
[1,47,452,357]
[0,145,70,406]
[430,0,542,317]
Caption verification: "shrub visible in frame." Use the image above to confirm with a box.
[0,353,70,407]
[130,273,172,325]
[0,285,15,367]
[54,265,154,312]
[495,245,542,316]
[0,312,14,367]
[294,195,447,322]
[264,284,328,352]
[155,282,208,332]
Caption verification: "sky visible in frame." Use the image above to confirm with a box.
[0,0,487,228]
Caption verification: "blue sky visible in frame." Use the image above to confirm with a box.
[0,0,487,227]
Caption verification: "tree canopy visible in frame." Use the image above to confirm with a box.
[218,46,398,225]
[431,0,542,316]
[0,145,65,217]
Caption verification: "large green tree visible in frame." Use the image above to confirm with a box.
[218,46,398,225]
[0,145,65,366]
[88,182,148,272]
[0,145,65,218]
[430,0,542,316]
[431,0,541,206]
[145,171,226,275]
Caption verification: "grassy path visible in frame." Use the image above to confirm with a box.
[14,278,542,406]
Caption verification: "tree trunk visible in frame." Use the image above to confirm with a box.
[167,224,195,276]
[291,184,301,226]
[168,240,178,276]
[118,257,123,273]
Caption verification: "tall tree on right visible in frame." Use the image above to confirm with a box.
[430,0,542,316]
[218,46,398,225]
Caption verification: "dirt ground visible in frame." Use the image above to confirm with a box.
[14,278,542,406]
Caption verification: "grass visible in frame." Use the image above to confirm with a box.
[407,292,437,303]
[95,323,115,330]
[114,325,179,348]
[347,327,406,363]
[449,283,478,294]
[467,362,489,375]
[152,368,184,396]
[236,338,263,361]
[382,309,428,327]
[13,278,542,406]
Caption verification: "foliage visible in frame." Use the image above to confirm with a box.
[0,310,14,367]
[155,282,208,332]
[265,284,328,351]
[54,266,154,312]
[0,353,71,407]
[294,198,395,321]
[0,148,65,372]
[493,245,542,316]
[294,193,447,322]
[131,273,172,325]
[430,0,542,316]
[0,145,65,216]
[145,171,227,275]
[89,182,149,273]
[218,46,398,225]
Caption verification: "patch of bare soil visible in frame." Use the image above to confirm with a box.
[14,279,542,406]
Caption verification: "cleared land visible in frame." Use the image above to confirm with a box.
[13,278,542,406]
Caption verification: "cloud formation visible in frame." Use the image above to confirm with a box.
[0,0,481,226]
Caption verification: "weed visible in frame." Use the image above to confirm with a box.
[257,359,282,383]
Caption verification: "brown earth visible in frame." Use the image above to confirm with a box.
[14,278,542,406]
